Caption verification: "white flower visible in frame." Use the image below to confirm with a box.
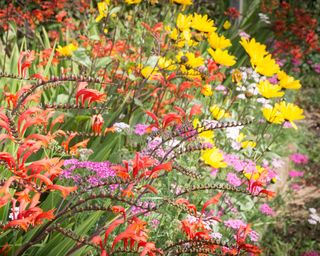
[258,13,271,24]
[9,207,19,220]
[248,85,259,95]
[237,94,246,99]
[113,122,130,132]
[210,232,222,239]
[257,98,270,104]
[231,141,241,150]
[310,214,320,222]
[308,219,317,225]
[309,208,317,214]
[226,126,242,140]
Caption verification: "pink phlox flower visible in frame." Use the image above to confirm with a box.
[259,203,275,216]
[290,153,309,164]
[289,170,304,177]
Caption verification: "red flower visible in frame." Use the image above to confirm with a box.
[92,114,104,134]
[224,7,240,19]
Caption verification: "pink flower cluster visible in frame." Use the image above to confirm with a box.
[63,159,115,185]
[289,170,304,178]
[224,219,260,242]
[290,153,309,164]
[226,173,242,187]
[259,203,275,216]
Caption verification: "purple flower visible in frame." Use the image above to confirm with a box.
[248,230,260,242]
[134,124,148,135]
[289,170,304,178]
[210,168,219,177]
[272,158,284,168]
[210,232,222,239]
[150,219,160,229]
[226,173,242,187]
[312,63,320,73]
[224,219,246,229]
[259,203,275,216]
[62,159,115,185]
[223,154,246,172]
[268,75,278,84]
[290,153,309,164]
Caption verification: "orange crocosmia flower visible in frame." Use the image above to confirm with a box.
[0,152,16,170]
[0,194,11,208]
[111,217,148,250]
[122,184,135,198]
[116,171,130,180]
[104,126,116,135]
[18,50,35,78]
[15,190,31,204]
[34,209,55,225]
[111,206,126,220]
[4,218,31,232]
[76,88,106,106]
[69,138,90,155]
[47,185,77,199]
[61,132,77,152]
[92,114,104,134]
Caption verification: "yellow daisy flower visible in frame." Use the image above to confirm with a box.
[208,32,232,50]
[241,140,256,149]
[176,13,193,31]
[275,101,304,129]
[180,66,202,79]
[95,1,109,22]
[240,37,279,77]
[172,0,193,5]
[262,107,284,124]
[257,80,284,98]
[56,43,78,57]
[191,13,216,33]
[253,54,280,77]
[125,0,142,4]
[277,71,302,90]
[201,147,227,169]
[141,66,159,79]
[201,84,213,96]
[210,105,226,120]
[177,51,204,68]
[240,37,268,63]
[158,57,176,71]
[208,48,236,67]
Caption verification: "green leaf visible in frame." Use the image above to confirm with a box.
[72,48,92,68]
[95,57,112,69]
[109,6,121,16]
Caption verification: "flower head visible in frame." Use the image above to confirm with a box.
[172,0,192,5]
[125,0,142,4]
[210,105,226,120]
[208,48,236,67]
[56,43,78,57]
[96,1,109,22]
[192,13,215,33]
[223,20,231,29]
[262,106,284,124]
[277,71,301,90]
[275,101,304,129]
[176,13,193,31]
[208,32,232,49]
[257,80,284,98]
[201,147,227,169]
